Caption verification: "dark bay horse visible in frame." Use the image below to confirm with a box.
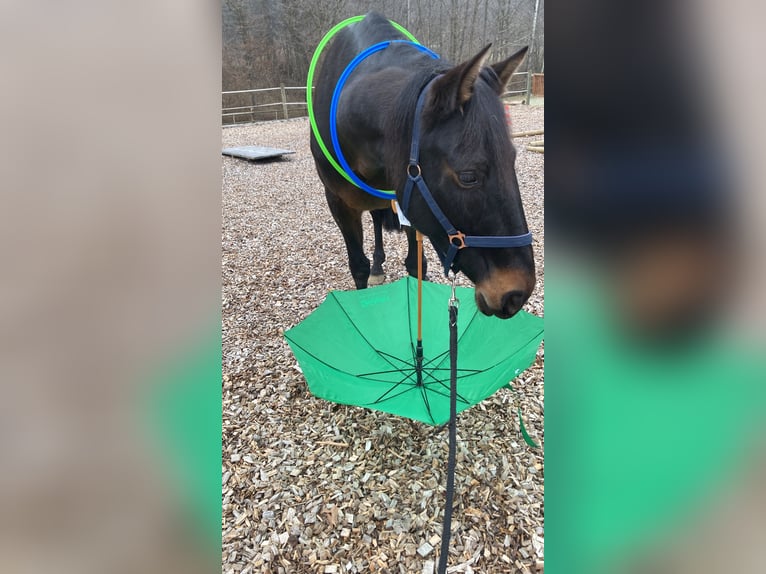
[310,12,535,318]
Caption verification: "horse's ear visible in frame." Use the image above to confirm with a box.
[429,44,492,114]
[490,46,529,94]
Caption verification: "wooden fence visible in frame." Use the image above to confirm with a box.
[222,72,532,125]
[222,85,309,125]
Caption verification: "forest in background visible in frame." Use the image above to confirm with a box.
[222,0,543,122]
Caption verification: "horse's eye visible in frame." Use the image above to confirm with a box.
[458,171,479,187]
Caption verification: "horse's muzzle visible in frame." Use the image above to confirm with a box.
[475,269,535,319]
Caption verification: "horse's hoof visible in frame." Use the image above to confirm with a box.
[368,273,385,286]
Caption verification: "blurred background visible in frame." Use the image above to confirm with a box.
[546,0,766,572]
[0,2,220,573]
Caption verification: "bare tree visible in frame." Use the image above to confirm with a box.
[222,0,544,96]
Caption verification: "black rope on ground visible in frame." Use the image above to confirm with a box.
[437,303,459,574]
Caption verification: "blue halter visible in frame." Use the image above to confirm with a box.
[401,75,534,275]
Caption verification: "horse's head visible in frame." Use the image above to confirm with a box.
[397,45,535,319]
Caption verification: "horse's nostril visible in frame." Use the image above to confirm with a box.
[501,290,527,317]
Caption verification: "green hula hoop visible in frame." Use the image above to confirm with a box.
[306,16,420,195]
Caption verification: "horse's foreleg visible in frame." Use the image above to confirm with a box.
[325,189,370,289]
[404,226,428,279]
[369,210,386,286]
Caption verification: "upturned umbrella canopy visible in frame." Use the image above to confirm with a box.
[285,277,543,425]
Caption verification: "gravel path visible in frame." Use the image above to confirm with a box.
[223,107,544,574]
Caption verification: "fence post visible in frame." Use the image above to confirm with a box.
[525,0,541,105]
[280,84,288,119]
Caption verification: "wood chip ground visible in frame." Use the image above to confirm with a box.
[223,108,544,573]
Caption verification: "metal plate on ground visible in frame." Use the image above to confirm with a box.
[222,146,295,161]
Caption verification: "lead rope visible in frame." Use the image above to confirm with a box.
[437,274,460,574]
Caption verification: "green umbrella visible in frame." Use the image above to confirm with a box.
[285,277,543,425]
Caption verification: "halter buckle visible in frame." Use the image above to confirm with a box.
[448,231,466,249]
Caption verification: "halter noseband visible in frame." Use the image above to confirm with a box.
[400,75,534,276]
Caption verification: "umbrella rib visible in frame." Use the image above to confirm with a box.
[424,385,472,404]
[365,350,482,378]
[357,367,412,380]
[377,350,417,369]
[423,367,484,378]
[363,320,543,411]
[286,339,423,405]
[422,348,449,367]
[371,350,483,377]
[420,347,482,380]
[460,328,544,372]
[367,372,420,404]
[358,366,481,379]
[412,359,473,404]
[364,369,446,422]
[357,351,482,396]
[366,356,467,406]
[355,375,415,384]
[283,337,367,377]
[456,306,481,347]
[361,368,472,407]
[423,325,543,403]
[420,371,472,405]
[364,381,465,423]
[419,383,437,425]
[284,339,436,386]
[357,364,420,385]
[431,307,543,373]
[419,349,486,373]
[328,291,405,373]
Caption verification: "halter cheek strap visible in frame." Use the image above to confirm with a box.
[400,75,534,276]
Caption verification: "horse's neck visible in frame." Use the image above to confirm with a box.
[337,69,416,187]
[342,67,412,131]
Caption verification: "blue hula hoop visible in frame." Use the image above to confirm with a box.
[329,40,440,200]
